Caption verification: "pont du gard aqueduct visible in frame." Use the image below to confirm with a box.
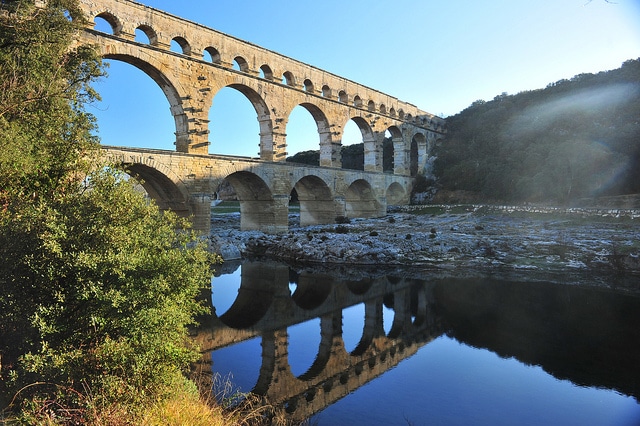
[78,0,446,233]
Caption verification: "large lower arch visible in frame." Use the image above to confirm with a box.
[345,179,381,219]
[119,163,190,218]
[386,182,406,205]
[102,53,187,150]
[225,171,285,232]
[293,175,335,226]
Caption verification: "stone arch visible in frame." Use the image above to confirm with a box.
[303,79,314,93]
[101,53,187,151]
[345,179,380,218]
[338,90,348,103]
[283,71,296,87]
[135,24,158,45]
[224,171,279,231]
[367,100,375,112]
[218,84,273,160]
[260,64,274,80]
[379,104,387,114]
[410,133,426,177]
[386,182,406,205]
[346,117,376,171]
[293,174,334,226]
[117,162,190,218]
[321,85,331,98]
[389,107,396,117]
[171,36,191,55]
[353,95,363,108]
[288,102,332,163]
[233,56,249,72]
[203,46,221,64]
[93,11,122,35]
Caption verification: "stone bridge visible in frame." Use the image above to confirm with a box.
[78,0,446,233]
[193,262,443,421]
[103,145,416,232]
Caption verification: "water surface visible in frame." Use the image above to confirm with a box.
[195,261,640,425]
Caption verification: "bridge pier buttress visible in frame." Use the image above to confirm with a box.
[190,194,212,232]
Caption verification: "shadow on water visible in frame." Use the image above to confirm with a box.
[194,260,640,424]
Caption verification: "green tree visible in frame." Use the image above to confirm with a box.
[0,0,214,421]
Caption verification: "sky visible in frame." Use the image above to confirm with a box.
[89,0,640,157]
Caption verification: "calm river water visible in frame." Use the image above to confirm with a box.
[195,260,640,425]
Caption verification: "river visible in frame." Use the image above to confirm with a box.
[193,260,640,425]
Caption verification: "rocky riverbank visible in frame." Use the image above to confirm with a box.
[209,204,640,280]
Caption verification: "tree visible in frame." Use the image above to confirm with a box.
[0,0,214,421]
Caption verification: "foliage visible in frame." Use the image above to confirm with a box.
[434,58,640,204]
[0,0,214,421]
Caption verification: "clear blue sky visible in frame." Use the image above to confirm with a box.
[89,0,640,156]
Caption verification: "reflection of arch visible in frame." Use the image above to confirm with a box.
[386,182,406,205]
[346,278,373,295]
[217,265,277,329]
[101,53,185,149]
[291,275,333,310]
[120,163,190,217]
[294,175,334,226]
[345,179,379,219]
[217,287,274,328]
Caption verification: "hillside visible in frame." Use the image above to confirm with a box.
[433,58,640,205]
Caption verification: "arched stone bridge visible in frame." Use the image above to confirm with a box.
[78,0,446,232]
[103,145,415,232]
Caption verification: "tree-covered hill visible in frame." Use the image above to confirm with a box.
[433,58,640,205]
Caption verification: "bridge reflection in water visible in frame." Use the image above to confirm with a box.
[193,261,640,424]
[194,261,443,421]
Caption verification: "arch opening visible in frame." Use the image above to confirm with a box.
[293,175,334,226]
[203,47,221,64]
[345,179,380,219]
[170,36,191,56]
[118,163,189,218]
[233,56,249,72]
[134,25,157,45]
[93,13,120,35]
[91,57,177,151]
[259,64,273,80]
[282,71,296,87]
[286,103,331,164]
[209,85,268,157]
[303,79,314,93]
[386,182,406,205]
[338,90,348,103]
[224,171,282,232]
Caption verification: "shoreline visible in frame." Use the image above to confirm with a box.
[209,204,640,290]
